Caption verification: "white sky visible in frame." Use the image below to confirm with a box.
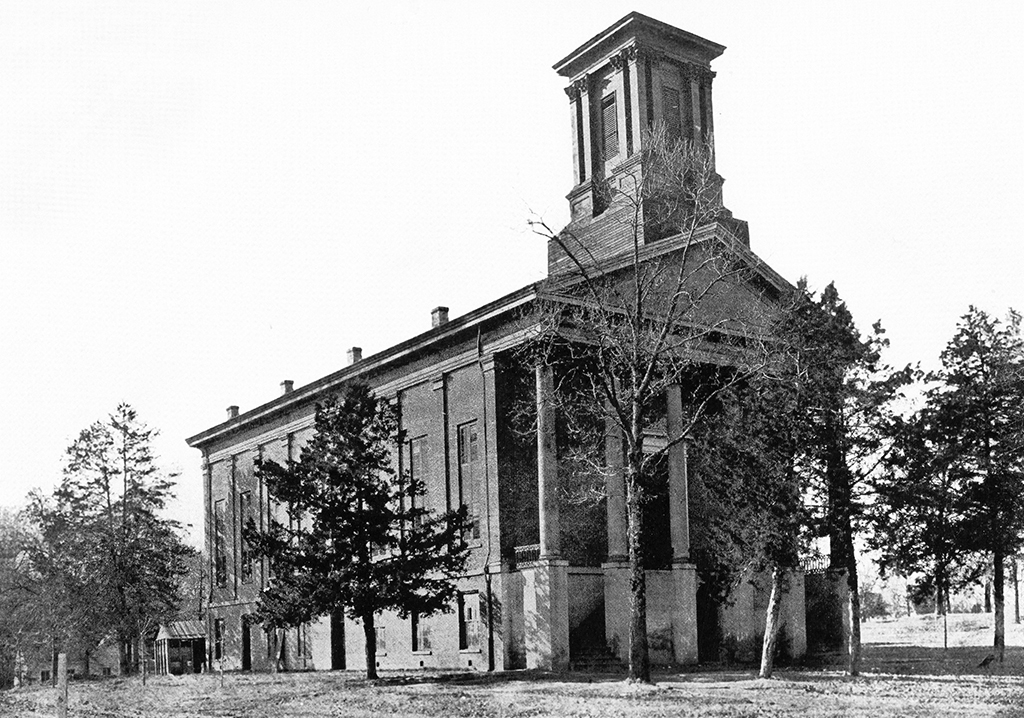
[1,2,1022,546]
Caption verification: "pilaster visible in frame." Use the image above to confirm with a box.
[602,560,630,663]
[480,356,501,562]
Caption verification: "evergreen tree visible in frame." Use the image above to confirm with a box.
[930,307,1024,662]
[246,383,470,679]
[796,282,906,676]
[871,404,980,649]
[24,405,194,675]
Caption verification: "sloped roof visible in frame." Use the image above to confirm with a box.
[156,620,205,642]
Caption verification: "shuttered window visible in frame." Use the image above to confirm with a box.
[601,93,618,159]
[457,422,481,540]
[214,499,227,587]
[239,490,253,582]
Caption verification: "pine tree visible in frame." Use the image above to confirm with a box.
[930,307,1024,662]
[246,383,470,679]
[797,282,905,676]
[871,404,979,649]
[24,405,194,675]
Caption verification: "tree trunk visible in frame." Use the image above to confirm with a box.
[984,579,992,613]
[83,648,90,677]
[840,508,861,677]
[994,549,1005,662]
[51,640,58,687]
[362,613,378,680]
[268,630,278,674]
[846,556,861,676]
[625,462,650,683]
[758,565,784,679]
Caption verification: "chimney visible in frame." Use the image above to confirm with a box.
[226,405,239,420]
[347,346,362,365]
[280,380,294,395]
[431,306,449,328]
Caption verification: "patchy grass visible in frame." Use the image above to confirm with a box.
[5,614,1024,717]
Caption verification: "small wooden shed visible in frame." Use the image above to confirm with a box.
[155,620,206,675]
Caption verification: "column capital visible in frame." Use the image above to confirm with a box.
[682,62,715,85]
[431,375,445,392]
[564,77,589,101]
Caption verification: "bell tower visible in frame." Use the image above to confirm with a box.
[550,13,745,275]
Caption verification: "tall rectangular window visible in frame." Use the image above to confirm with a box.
[375,625,387,654]
[239,490,253,582]
[214,618,224,660]
[406,436,428,529]
[601,93,618,159]
[411,613,432,652]
[214,499,227,587]
[458,592,480,651]
[296,623,313,659]
[457,422,481,540]
[662,86,681,139]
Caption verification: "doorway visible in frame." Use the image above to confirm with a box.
[330,610,346,669]
[241,616,252,671]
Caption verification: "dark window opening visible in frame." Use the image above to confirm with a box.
[214,618,224,661]
[458,593,480,650]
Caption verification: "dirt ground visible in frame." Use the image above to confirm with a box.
[5,614,1024,718]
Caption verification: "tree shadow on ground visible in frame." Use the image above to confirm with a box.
[364,642,1024,688]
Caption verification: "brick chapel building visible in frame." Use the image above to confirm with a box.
[186,12,807,674]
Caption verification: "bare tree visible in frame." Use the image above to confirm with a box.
[528,127,786,682]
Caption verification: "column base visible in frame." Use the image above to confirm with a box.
[602,560,631,663]
[522,559,569,671]
[671,562,698,665]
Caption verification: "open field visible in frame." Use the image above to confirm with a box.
[4,614,1024,718]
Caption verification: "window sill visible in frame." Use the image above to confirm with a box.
[412,650,432,656]
[459,648,482,655]
[375,651,387,657]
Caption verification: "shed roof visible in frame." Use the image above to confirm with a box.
[156,620,205,642]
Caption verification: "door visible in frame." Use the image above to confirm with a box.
[241,616,252,671]
[330,610,346,670]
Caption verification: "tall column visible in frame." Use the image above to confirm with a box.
[602,411,631,663]
[536,363,560,559]
[666,384,698,664]
[523,362,569,671]
[665,384,691,562]
[566,84,586,187]
[623,46,645,154]
[685,64,702,142]
[604,414,627,561]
